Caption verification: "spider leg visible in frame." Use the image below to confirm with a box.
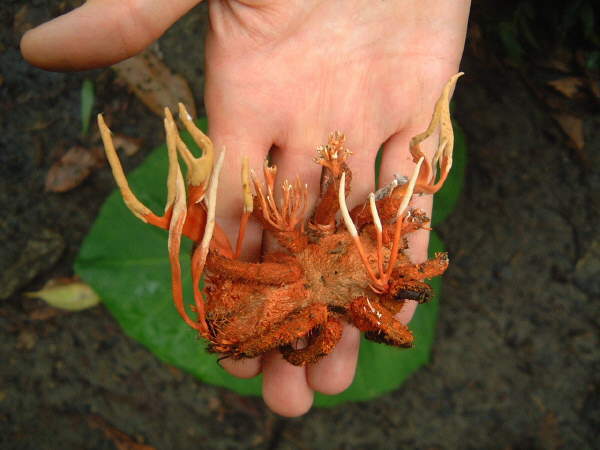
[207,252,303,285]
[310,131,352,235]
[377,280,434,317]
[214,304,329,358]
[392,252,449,282]
[280,316,344,366]
[393,280,434,304]
[349,297,414,348]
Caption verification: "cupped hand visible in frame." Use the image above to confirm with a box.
[21,0,470,417]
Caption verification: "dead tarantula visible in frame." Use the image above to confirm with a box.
[98,73,462,366]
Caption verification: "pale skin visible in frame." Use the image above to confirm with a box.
[21,0,470,417]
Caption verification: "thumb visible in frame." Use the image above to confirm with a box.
[21,0,202,71]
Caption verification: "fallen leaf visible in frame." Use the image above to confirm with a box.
[26,279,100,311]
[25,118,56,131]
[112,134,143,156]
[112,48,196,117]
[553,113,585,150]
[45,146,104,192]
[87,415,156,450]
[543,47,573,73]
[547,77,584,98]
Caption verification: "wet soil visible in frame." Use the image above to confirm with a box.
[1,2,599,449]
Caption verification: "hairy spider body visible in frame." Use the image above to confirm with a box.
[204,228,447,364]
[98,73,462,367]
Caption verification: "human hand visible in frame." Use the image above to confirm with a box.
[21,0,470,417]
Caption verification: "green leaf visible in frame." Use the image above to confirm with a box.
[432,119,467,226]
[81,79,95,137]
[75,118,457,405]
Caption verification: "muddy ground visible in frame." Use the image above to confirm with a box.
[1,2,599,449]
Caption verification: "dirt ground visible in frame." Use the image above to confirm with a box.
[1,2,599,449]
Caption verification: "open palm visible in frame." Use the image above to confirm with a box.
[22,0,470,416]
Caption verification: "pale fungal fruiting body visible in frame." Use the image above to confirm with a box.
[98,73,462,366]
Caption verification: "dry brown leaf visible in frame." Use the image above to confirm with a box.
[112,48,196,117]
[553,113,585,150]
[45,146,104,192]
[547,77,584,98]
[544,47,573,73]
[87,415,156,450]
[112,133,143,156]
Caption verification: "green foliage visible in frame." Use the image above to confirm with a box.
[80,79,95,136]
[75,117,466,406]
[432,120,467,226]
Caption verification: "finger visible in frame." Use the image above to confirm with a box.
[209,138,267,377]
[207,128,271,260]
[265,119,384,399]
[262,350,313,417]
[219,356,261,379]
[20,0,201,71]
[395,300,418,325]
[306,323,360,395]
[205,115,272,376]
